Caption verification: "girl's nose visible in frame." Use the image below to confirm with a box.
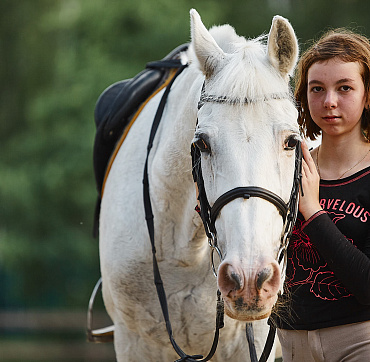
[324,91,337,109]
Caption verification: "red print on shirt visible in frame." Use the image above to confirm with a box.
[286,212,353,300]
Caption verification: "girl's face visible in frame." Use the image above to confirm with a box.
[307,58,367,139]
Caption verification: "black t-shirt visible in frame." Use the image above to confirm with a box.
[273,167,370,330]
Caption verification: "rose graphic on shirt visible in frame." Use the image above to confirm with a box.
[286,212,352,300]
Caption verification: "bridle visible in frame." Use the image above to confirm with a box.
[190,84,303,361]
[143,69,302,362]
[192,85,302,276]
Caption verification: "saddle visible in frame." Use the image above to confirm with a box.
[93,43,189,236]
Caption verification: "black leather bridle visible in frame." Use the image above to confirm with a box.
[143,69,302,362]
[191,85,303,362]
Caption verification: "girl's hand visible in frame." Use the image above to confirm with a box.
[299,142,322,220]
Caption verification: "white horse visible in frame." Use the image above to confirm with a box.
[99,9,299,361]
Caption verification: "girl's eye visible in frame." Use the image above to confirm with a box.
[340,85,352,91]
[284,136,299,150]
[194,138,210,153]
[311,86,322,93]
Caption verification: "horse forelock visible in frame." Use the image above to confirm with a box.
[185,22,294,120]
[206,43,291,105]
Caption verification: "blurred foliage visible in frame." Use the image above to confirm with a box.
[1,0,370,309]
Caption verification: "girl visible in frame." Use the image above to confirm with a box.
[273,30,370,361]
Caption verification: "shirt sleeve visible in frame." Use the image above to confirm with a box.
[303,212,370,305]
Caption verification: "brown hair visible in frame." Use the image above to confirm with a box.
[295,29,370,140]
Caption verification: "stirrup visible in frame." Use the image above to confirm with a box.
[87,277,114,343]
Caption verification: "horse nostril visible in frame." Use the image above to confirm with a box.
[230,271,242,291]
[218,263,244,297]
[256,267,272,290]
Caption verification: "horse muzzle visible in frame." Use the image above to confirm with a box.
[217,258,281,321]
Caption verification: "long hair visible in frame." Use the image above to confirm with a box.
[295,29,370,140]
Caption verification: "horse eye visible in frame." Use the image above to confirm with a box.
[284,136,299,150]
[194,138,210,153]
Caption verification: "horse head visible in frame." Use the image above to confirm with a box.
[190,9,300,321]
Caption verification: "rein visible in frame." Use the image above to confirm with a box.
[143,70,302,361]
[143,64,225,362]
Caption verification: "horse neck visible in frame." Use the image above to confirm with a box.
[150,68,208,262]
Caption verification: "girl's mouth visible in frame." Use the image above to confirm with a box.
[323,116,340,121]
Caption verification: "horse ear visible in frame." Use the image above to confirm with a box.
[190,9,225,78]
[267,15,298,81]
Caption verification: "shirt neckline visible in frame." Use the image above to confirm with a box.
[320,165,370,186]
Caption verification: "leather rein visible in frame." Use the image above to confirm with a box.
[143,69,302,361]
